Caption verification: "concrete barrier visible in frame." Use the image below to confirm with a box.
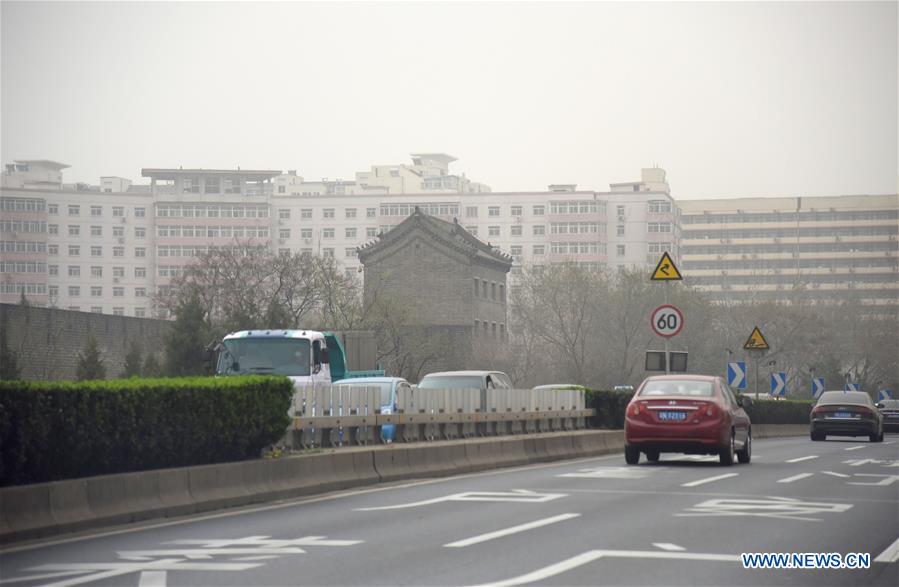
[0,425,808,544]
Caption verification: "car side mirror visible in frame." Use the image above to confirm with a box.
[738,395,753,408]
[876,402,884,409]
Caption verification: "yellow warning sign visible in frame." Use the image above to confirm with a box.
[650,252,683,281]
[743,326,770,350]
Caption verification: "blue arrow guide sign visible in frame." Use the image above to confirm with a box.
[727,361,746,389]
[879,389,892,401]
[811,377,825,399]
[770,372,787,397]
[843,383,860,392]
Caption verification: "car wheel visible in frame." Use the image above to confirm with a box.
[737,430,752,464]
[719,432,735,466]
[810,430,823,441]
[646,450,660,462]
[625,445,640,465]
[870,432,880,442]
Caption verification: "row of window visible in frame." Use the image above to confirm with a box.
[1,197,46,212]
[550,242,606,256]
[155,244,267,258]
[684,227,899,239]
[47,245,146,258]
[49,265,147,278]
[0,282,47,294]
[48,204,141,218]
[550,222,603,235]
[49,225,147,238]
[50,285,148,298]
[0,220,46,233]
[279,207,378,220]
[681,210,899,225]
[682,242,899,255]
[0,261,46,274]
[156,204,269,218]
[473,278,506,303]
[690,273,899,286]
[156,225,270,238]
[51,306,149,317]
[682,258,899,270]
[473,320,506,339]
[0,240,46,253]
[380,203,459,217]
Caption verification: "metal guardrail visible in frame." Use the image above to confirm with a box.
[290,385,594,448]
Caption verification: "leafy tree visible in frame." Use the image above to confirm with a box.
[142,352,163,378]
[123,342,143,378]
[164,292,211,377]
[0,328,22,380]
[76,336,106,381]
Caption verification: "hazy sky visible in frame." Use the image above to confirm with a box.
[1,1,896,199]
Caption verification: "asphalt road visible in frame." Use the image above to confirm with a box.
[1,435,897,587]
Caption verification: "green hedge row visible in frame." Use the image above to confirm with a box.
[587,389,813,428]
[0,376,293,487]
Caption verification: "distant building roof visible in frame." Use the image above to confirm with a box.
[358,207,512,270]
[410,153,458,165]
[14,160,70,170]
[141,168,281,180]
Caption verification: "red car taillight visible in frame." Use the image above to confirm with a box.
[705,403,717,417]
[629,403,642,417]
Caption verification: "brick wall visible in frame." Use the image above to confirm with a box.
[0,304,171,380]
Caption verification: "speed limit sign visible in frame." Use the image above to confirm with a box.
[650,304,684,338]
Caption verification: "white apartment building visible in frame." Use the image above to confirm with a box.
[678,194,899,308]
[0,160,676,318]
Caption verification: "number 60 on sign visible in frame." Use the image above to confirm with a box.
[650,304,684,338]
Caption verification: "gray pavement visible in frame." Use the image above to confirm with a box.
[1,435,897,587]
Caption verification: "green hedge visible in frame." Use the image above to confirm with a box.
[0,376,293,487]
[587,389,813,428]
[743,398,813,425]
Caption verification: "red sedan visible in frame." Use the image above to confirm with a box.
[624,375,753,466]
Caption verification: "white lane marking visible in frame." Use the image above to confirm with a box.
[681,473,738,488]
[786,455,818,463]
[356,489,566,511]
[117,548,306,560]
[137,571,166,587]
[778,473,814,484]
[470,550,741,587]
[0,570,94,585]
[848,474,899,487]
[166,536,361,547]
[444,513,580,547]
[874,537,899,563]
[677,497,853,521]
[559,467,652,479]
[821,471,850,478]
[0,452,614,555]
[845,445,866,451]
[20,560,261,587]
[653,543,686,551]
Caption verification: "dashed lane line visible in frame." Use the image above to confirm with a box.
[874,537,899,563]
[845,445,867,451]
[681,473,739,488]
[785,455,818,463]
[777,473,814,484]
[444,514,581,548]
[821,471,850,478]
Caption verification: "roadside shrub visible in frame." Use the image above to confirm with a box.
[587,389,635,429]
[743,397,813,425]
[0,376,292,487]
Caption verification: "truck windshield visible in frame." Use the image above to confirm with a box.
[218,338,311,377]
[417,376,483,390]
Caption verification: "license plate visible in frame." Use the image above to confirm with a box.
[658,411,686,421]
[833,411,853,418]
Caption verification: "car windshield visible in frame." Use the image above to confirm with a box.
[336,382,393,406]
[817,391,872,406]
[418,376,483,390]
[639,380,714,397]
[218,338,310,377]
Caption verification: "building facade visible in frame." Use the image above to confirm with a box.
[1,159,680,318]
[678,195,899,308]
